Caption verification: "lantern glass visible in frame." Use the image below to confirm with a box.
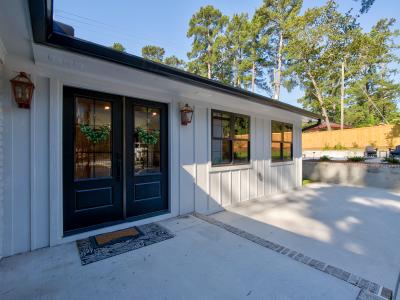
[180,104,193,125]
[10,72,34,109]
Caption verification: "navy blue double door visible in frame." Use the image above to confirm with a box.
[63,86,168,234]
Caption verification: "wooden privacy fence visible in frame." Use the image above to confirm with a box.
[302,124,400,150]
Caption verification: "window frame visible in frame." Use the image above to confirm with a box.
[271,120,294,163]
[211,110,251,166]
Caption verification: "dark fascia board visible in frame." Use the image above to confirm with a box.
[28,0,321,120]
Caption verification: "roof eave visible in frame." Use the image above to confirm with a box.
[28,0,321,120]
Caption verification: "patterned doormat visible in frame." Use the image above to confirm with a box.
[76,223,174,265]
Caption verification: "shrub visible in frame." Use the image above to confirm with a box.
[383,157,400,164]
[303,179,313,186]
[320,155,331,161]
[323,144,331,150]
[333,143,347,150]
[347,156,366,162]
[352,142,359,149]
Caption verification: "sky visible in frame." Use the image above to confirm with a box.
[53,0,400,108]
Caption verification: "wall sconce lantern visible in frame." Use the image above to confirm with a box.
[180,103,193,126]
[10,72,35,109]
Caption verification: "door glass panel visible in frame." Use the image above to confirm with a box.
[75,97,112,179]
[134,106,160,175]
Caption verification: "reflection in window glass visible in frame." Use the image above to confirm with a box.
[212,139,232,165]
[271,121,293,162]
[134,106,161,174]
[271,142,281,162]
[283,143,292,160]
[234,116,249,139]
[74,97,112,179]
[212,112,231,138]
[212,110,250,166]
[233,140,249,163]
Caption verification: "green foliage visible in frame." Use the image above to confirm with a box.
[136,127,159,145]
[79,124,111,144]
[347,156,366,162]
[383,157,400,164]
[303,179,313,186]
[323,143,331,150]
[355,0,375,14]
[164,55,186,69]
[320,155,331,161]
[132,1,399,129]
[333,143,347,150]
[255,0,303,100]
[142,45,166,63]
[187,5,229,79]
[111,42,126,52]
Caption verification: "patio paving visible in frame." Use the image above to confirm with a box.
[0,215,359,300]
[211,183,400,296]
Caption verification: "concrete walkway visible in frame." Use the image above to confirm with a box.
[212,183,400,294]
[0,215,358,300]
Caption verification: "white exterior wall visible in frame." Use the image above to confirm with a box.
[0,45,303,258]
[181,106,303,215]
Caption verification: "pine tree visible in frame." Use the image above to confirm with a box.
[164,55,186,69]
[142,45,165,63]
[187,5,229,80]
[255,0,303,100]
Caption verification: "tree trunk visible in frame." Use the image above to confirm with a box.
[251,61,256,93]
[340,61,345,130]
[308,71,332,131]
[273,32,283,100]
[207,32,212,79]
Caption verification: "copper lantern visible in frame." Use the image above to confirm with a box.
[10,72,35,109]
[180,103,193,125]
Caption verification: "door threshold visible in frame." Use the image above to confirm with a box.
[63,209,170,237]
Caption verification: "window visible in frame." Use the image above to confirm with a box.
[271,121,293,162]
[212,110,250,166]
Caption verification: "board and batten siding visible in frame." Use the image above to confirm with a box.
[0,61,302,258]
[178,105,303,215]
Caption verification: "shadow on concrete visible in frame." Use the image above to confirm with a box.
[210,183,400,290]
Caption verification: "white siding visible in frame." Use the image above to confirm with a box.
[181,106,303,215]
[0,52,303,258]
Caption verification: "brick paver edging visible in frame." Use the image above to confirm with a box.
[193,213,393,300]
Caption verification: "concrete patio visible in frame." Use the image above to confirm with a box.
[1,215,359,300]
[1,183,399,299]
[212,183,400,297]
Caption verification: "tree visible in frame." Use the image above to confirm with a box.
[255,0,303,100]
[346,18,400,126]
[285,2,338,130]
[224,13,252,88]
[248,15,270,93]
[187,5,229,79]
[326,11,362,129]
[111,42,126,52]
[354,0,375,14]
[164,55,186,69]
[142,45,165,63]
